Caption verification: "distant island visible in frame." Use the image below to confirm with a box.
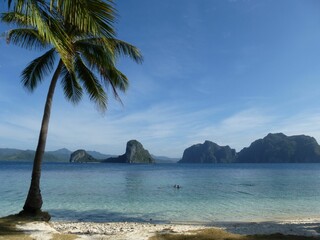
[236,133,320,163]
[0,140,178,164]
[70,140,155,164]
[0,148,72,162]
[178,133,320,163]
[178,141,236,163]
[1,133,320,164]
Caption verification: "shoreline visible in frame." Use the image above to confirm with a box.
[13,217,320,240]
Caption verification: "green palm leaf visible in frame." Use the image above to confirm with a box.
[7,0,116,37]
[106,38,143,64]
[56,0,116,38]
[25,2,74,72]
[1,11,31,26]
[102,65,129,92]
[21,48,56,91]
[3,4,75,73]
[76,37,143,68]
[76,39,116,68]
[75,56,107,111]
[6,28,48,50]
[101,65,129,104]
[60,65,83,104]
[6,0,24,10]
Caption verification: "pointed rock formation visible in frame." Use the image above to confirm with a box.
[104,140,155,164]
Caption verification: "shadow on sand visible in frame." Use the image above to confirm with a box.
[47,208,168,223]
[214,221,320,237]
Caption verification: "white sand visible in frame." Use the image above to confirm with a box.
[16,218,320,240]
[50,222,208,240]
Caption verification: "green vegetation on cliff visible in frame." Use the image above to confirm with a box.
[237,133,320,163]
[2,133,320,164]
[178,141,236,163]
[103,140,155,164]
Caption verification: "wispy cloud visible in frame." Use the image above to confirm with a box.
[170,108,320,153]
[45,103,218,155]
[189,108,275,150]
[271,110,320,140]
[3,99,320,158]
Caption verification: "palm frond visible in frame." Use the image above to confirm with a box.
[102,66,129,104]
[76,38,143,79]
[101,65,129,92]
[6,0,26,10]
[21,48,56,91]
[1,11,31,26]
[49,0,56,11]
[60,65,83,104]
[57,0,116,38]
[4,2,75,72]
[106,38,143,64]
[24,1,75,72]
[6,0,38,11]
[75,38,133,105]
[8,0,116,38]
[6,28,48,50]
[76,39,115,69]
[75,56,107,112]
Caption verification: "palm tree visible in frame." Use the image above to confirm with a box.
[1,1,142,217]
[5,0,117,73]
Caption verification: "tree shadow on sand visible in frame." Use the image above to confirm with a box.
[0,215,31,237]
[47,208,168,223]
[151,229,320,240]
[151,224,320,240]
[215,221,320,237]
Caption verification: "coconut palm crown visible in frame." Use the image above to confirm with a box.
[1,1,142,215]
[5,0,117,72]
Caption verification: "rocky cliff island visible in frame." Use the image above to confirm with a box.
[69,140,155,164]
[3,133,320,164]
[178,140,236,163]
[69,150,99,163]
[103,140,155,164]
[178,133,320,164]
[237,133,320,163]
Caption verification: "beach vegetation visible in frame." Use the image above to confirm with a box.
[1,0,142,218]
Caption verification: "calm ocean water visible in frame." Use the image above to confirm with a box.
[1,162,320,223]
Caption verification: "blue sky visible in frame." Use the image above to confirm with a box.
[1,0,320,157]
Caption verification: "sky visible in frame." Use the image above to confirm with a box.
[1,0,320,158]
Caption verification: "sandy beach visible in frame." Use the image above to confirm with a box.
[12,218,320,240]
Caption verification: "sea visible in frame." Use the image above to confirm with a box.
[1,162,320,223]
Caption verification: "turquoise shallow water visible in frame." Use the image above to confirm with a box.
[1,162,320,223]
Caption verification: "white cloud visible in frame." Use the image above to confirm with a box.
[45,103,212,154]
[3,98,320,158]
[189,108,274,150]
[183,108,320,152]
[221,109,273,132]
[270,111,320,141]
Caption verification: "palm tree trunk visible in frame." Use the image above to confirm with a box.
[22,60,64,215]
